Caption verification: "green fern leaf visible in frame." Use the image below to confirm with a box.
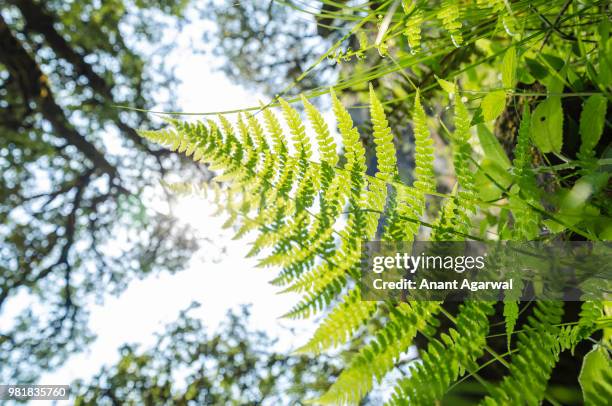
[503,300,519,351]
[437,0,463,47]
[295,288,377,355]
[315,301,440,405]
[402,1,423,53]
[511,105,541,240]
[481,301,564,405]
[388,301,495,405]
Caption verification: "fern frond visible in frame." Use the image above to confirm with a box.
[437,0,463,47]
[279,90,382,353]
[246,199,293,257]
[402,1,423,53]
[481,301,564,406]
[281,244,362,319]
[429,187,458,241]
[278,89,368,299]
[301,95,338,168]
[425,87,476,241]
[476,0,505,13]
[503,300,519,351]
[370,84,397,182]
[261,103,295,200]
[511,105,541,240]
[280,175,348,293]
[295,288,377,354]
[138,87,599,406]
[217,115,244,177]
[558,301,607,354]
[382,89,435,241]
[388,301,495,405]
[237,114,257,167]
[331,88,366,171]
[446,91,477,236]
[279,98,312,180]
[315,301,440,405]
[412,89,436,194]
[246,114,277,202]
[257,212,311,267]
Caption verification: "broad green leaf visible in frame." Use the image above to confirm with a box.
[599,44,612,86]
[579,346,612,405]
[579,95,607,152]
[540,53,565,70]
[481,90,506,122]
[470,106,485,126]
[544,64,566,94]
[542,218,566,234]
[501,47,517,89]
[517,66,535,84]
[525,57,547,80]
[476,124,511,169]
[474,159,512,201]
[531,98,563,154]
[555,174,607,228]
[435,75,455,95]
[600,219,612,240]
[598,20,612,85]
[560,182,590,211]
[567,67,583,91]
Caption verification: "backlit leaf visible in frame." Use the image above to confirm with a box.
[531,98,563,154]
[481,90,506,122]
[579,95,607,153]
[502,47,517,89]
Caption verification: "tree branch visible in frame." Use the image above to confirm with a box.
[9,0,172,157]
[0,14,118,178]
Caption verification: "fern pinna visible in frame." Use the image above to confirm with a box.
[139,87,610,405]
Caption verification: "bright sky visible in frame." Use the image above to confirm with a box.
[36,12,321,400]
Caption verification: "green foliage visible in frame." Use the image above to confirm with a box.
[370,84,397,181]
[578,94,608,166]
[447,87,477,237]
[411,89,436,195]
[531,97,564,154]
[510,105,541,241]
[436,0,463,47]
[501,47,517,90]
[316,301,440,405]
[388,302,495,405]
[480,90,506,122]
[140,84,611,404]
[481,301,565,405]
[383,89,435,244]
[579,345,612,405]
[401,0,423,54]
[4,0,611,402]
[136,0,612,404]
